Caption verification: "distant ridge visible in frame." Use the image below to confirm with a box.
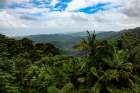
[108,27,140,39]
[15,27,140,55]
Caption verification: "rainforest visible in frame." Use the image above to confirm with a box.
[0,0,140,93]
[0,27,140,93]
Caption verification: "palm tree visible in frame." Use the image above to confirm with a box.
[73,30,139,92]
[74,31,97,57]
[91,49,136,93]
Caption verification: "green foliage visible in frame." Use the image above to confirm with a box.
[0,29,140,93]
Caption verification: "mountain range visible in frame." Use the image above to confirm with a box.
[17,27,140,55]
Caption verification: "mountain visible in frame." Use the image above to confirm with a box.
[24,31,117,54]
[118,27,140,38]
[26,31,118,43]
[103,27,140,39]
[26,33,84,55]
[16,27,140,55]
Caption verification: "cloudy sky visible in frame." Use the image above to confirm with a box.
[0,0,140,36]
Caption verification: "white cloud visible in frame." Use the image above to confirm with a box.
[0,0,140,36]
[0,0,30,3]
[66,0,121,11]
[121,0,140,17]
[50,0,59,6]
[0,11,27,28]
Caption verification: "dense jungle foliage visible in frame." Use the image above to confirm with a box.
[0,30,140,93]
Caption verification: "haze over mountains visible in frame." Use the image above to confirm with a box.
[16,27,140,55]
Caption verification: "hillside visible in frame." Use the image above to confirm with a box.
[1,27,140,93]
[109,27,140,39]
[25,31,118,54]
[16,27,140,55]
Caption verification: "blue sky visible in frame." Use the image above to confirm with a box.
[0,0,140,36]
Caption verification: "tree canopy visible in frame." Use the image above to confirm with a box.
[0,30,140,93]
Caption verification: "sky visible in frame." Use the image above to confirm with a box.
[0,0,140,36]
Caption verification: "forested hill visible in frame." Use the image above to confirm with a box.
[19,27,140,54]
[24,27,140,43]
[122,27,140,35]
[0,28,140,93]
[109,27,140,39]
[25,31,117,43]
[18,31,118,55]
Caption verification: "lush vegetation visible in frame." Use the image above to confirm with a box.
[0,29,140,93]
[23,27,140,55]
